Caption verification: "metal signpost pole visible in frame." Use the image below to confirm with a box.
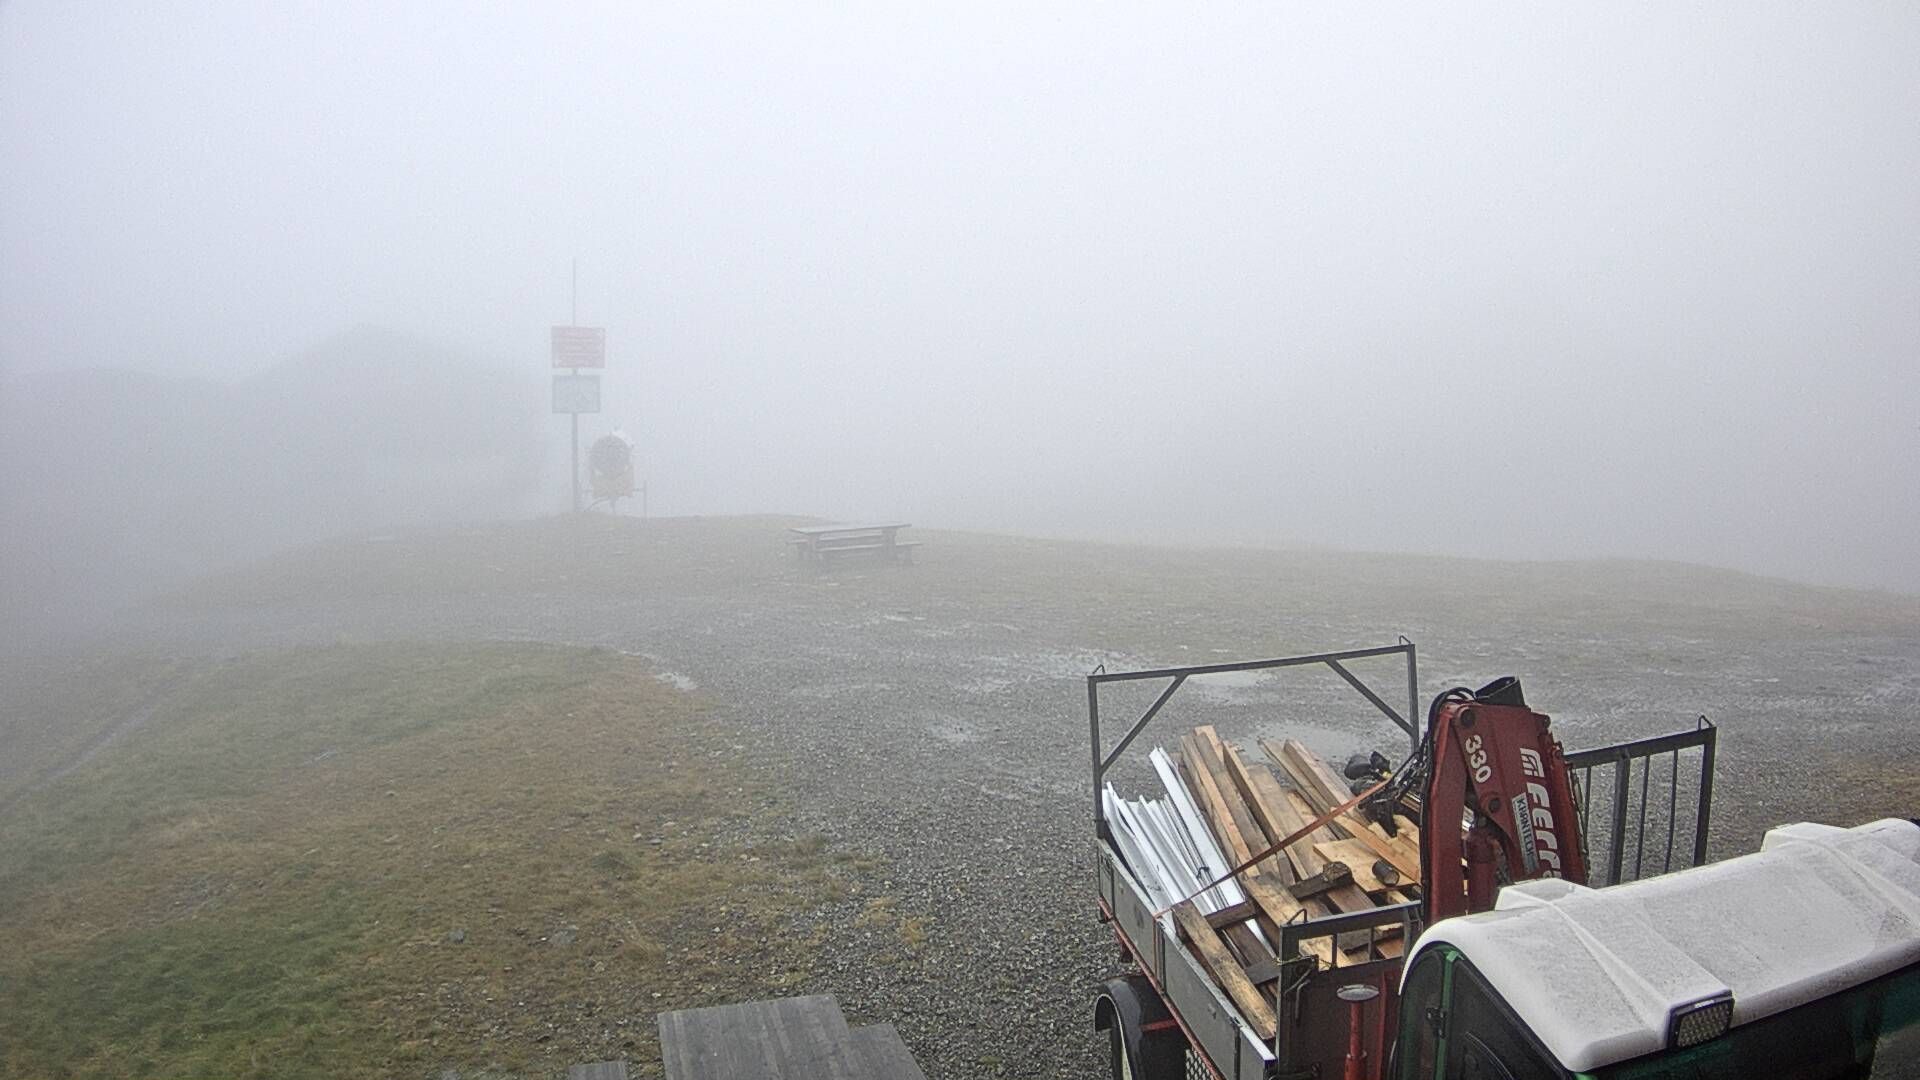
[570,260,580,513]
[550,281,604,513]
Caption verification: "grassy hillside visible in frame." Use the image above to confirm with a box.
[0,644,851,1079]
[11,514,1919,1080]
[170,512,1920,650]
[164,513,1920,843]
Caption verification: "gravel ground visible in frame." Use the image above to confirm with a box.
[8,515,1920,1079]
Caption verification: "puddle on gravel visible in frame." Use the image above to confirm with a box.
[619,650,701,692]
[1246,718,1410,769]
[654,670,699,692]
[979,650,1152,680]
[787,680,895,698]
[1190,669,1277,699]
[928,720,979,743]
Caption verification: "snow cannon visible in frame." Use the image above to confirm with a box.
[588,431,635,508]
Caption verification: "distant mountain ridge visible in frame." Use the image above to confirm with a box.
[1,327,546,631]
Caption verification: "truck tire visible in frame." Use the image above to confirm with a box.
[1095,975,1187,1080]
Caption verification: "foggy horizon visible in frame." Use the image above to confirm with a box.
[6,10,1920,1076]
[5,4,1917,595]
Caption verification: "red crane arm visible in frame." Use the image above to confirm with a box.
[1420,679,1588,922]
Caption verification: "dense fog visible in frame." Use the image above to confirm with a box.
[5,4,1917,622]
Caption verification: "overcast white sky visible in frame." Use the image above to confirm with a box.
[3,3,1916,591]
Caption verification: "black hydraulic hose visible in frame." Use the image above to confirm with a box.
[1390,686,1472,922]
[1367,686,1470,837]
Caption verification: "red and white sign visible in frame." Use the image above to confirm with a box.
[551,325,606,369]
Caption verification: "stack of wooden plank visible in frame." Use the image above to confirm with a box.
[1101,726,1424,1039]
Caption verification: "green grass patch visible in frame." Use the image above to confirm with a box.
[0,644,842,1079]
[9,886,364,1077]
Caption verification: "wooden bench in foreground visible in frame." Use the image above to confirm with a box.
[656,994,928,1079]
[787,522,920,564]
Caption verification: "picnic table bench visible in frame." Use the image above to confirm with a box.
[656,994,927,1080]
[787,522,919,564]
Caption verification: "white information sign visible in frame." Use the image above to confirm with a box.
[552,373,602,414]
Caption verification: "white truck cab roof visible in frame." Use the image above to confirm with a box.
[1404,818,1920,1072]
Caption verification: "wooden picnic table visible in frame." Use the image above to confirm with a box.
[656,994,927,1080]
[786,522,918,563]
